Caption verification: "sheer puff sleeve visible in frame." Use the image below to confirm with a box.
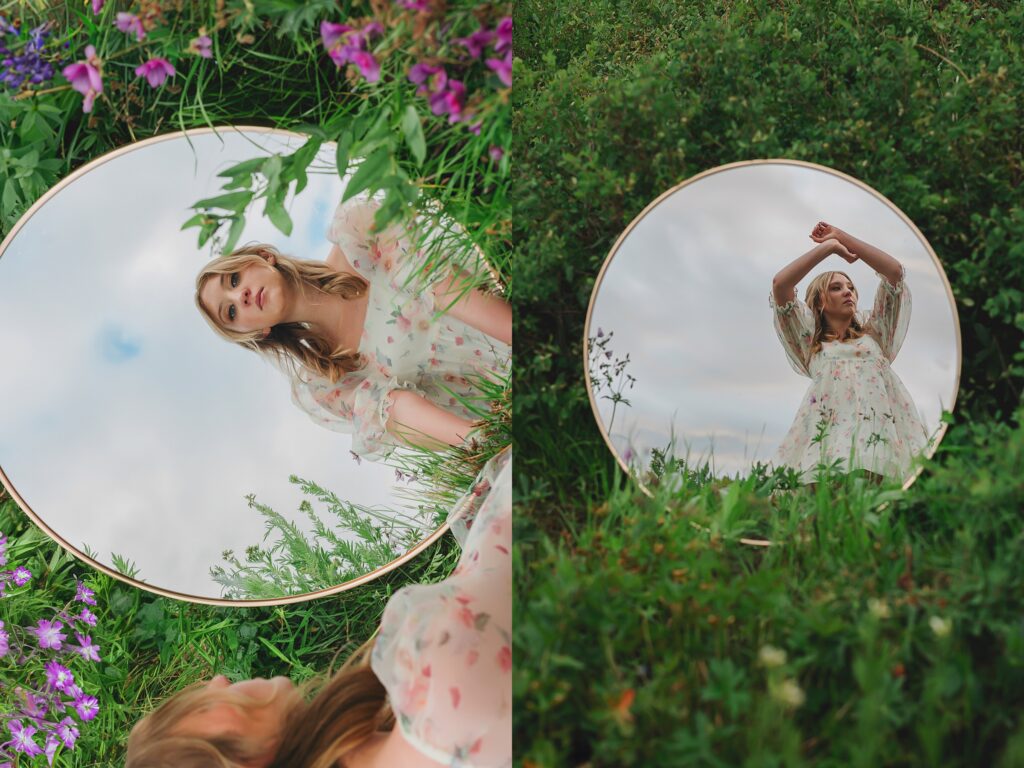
[863,267,911,362]
[328,196,436,301]
[372,449,512,768]
[290,369,426,463]
[769,290,816,378]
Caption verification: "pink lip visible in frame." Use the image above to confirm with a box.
[256,288,264,310]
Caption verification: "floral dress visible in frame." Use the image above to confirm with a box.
[770,270,929,482]
[372,449,512,768]
[290,198,510,462]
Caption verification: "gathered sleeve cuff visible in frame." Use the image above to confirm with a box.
[769,290,815,378]
[290,369,428,463]
[863,266,911,362]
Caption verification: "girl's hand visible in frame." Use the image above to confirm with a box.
[818,237,858,264]
[810,221,847,244]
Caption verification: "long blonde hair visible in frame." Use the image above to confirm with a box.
[805,270,865,358]
[126,641,392,768]
[195,245,369,382]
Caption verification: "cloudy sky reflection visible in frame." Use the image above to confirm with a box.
[0,130,412,598]
[589,163,960,479]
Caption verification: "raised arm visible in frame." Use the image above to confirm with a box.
[772,238,855,306]
[810,222,903,285]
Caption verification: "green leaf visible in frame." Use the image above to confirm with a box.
[401,105,427,165]
[265,195,293,236]
[1,180,18,216]
[193,190,253,211]
[224,214,247,253]
[180,213,207,231]
[335,130,354,179]
[342,147,391,202]
[217,157,266,177]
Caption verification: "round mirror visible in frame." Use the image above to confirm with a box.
[0,127,501,603]
[585,160,961,488]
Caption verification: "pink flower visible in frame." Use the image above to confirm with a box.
[486,49,512,87]
[454,27,494,58]
[494,16,512,55]
[497,645,512,672]
[62,45,103,113]
[115,12,146,41]
[31,619,66,650]
[92,0,104,13]
[135,57,176,88]
[489,146,505,163]
[352,50,380,82]
[190,34,213,58]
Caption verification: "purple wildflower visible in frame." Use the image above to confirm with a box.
[21,690,49,719]
[0,17,17,36]
[0,620,8,657]
[396,0,432,10]
[61,45,102,113]
[75,632,101,662]
[31,619,66,650]
[115,12,146,41]
[0,532,7,565]
[7,720,43,757]
[485,49,512,87]
[57,717,79,748]
[468,120,482,135]
[494,16,512,55]
[408,62,443,94]
[77,607,97,627]
[12,565,31,586]
[0,23,56,90]
[135,57,175,88]
[351,50,380,82]
[429,78,466,122]
[75,581,97,605]
[489,146,505,163]
[92,0,104,14]
[44,660,75,692]
[190,34,213,58]
[73,694,99,722]
[44,735,60,766]
[454,27,494,59]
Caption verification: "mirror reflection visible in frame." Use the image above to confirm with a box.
[586,161,960,487]
[0,127,508,601]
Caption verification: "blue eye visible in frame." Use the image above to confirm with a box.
[230,272,239,288]
[228,305,236,321]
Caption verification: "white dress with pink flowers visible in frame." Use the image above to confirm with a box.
[290,198,509,462]
[770,271,930,482]
[372,448,512,768]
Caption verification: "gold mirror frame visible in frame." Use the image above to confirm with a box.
[0,125,498,606]
[583,158,963,500]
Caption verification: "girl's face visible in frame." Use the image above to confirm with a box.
[821,273,857,318]
[174,675,299,767]
[198,255,293,335]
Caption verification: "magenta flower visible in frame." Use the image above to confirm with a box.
[91,0,104,14]
[0,621,9,658]
[455,27,494,59]
[409,62,444,93]
[12,565,31,586]
[320,20,353,51]
[494,16,512,55]
[396,0,431,9]
[75,581,97,606]
[31,619,66,650]
[73,695,99,721]
[44,660,75,692]
[57,718,79,749]
[486,49,512,87]
[351,50,380,82]
[45,735,60,766]
[75,632,101,662]
[61,45,103,113]
[135,57,176,88]
[489,146,505,163]
[77,607,97,626]
[0,532,7,566]
[429,78,466,122]
[190,34,213,58]
[115,12,145,41]
[7,720,43,757]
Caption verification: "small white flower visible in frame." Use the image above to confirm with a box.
[758,645,787,668]
[868,598,892,620]
[772,679,806,709]
[929,616,952,638]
